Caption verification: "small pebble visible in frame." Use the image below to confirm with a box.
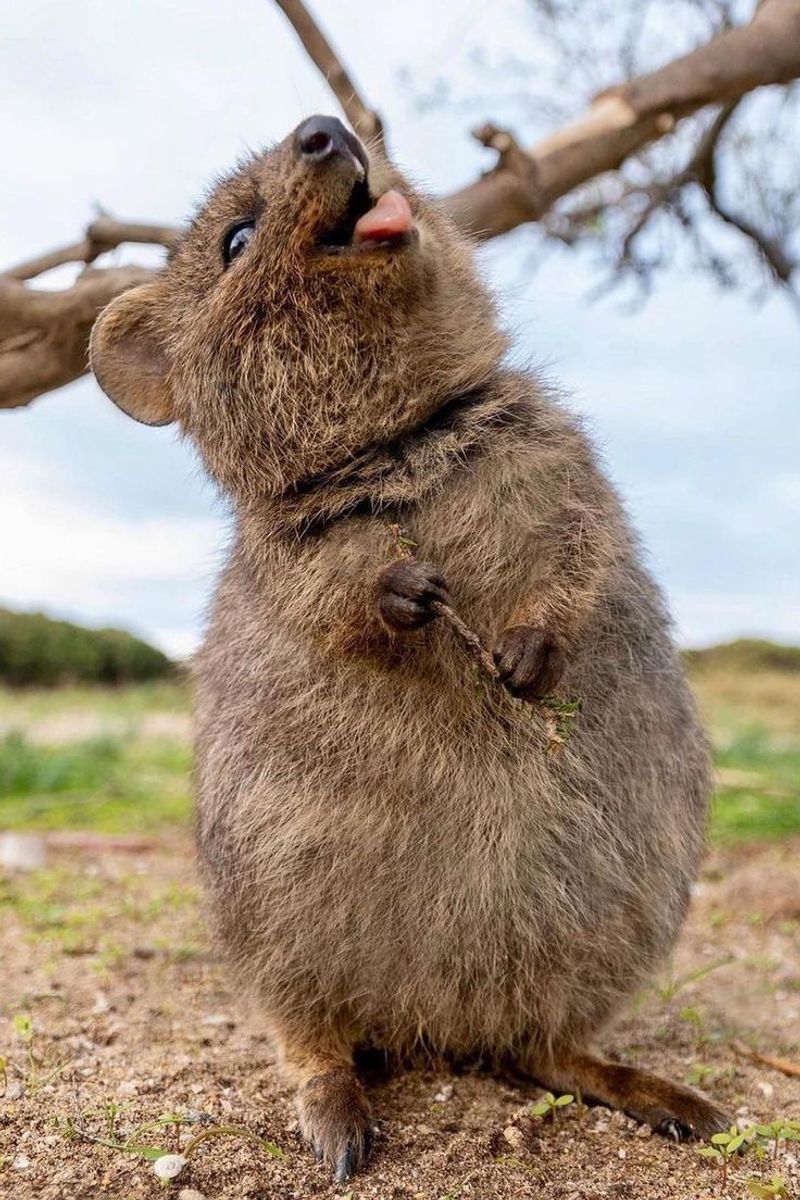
[12,1154,31,1171]
[502,1125,524,1149]
[434,1083,454,1103]
[178,1190,206,1200]
[6,1082,25,1101]
[182,1110,212,1125]
[0,833,45,872]
[153,1154,187,1182]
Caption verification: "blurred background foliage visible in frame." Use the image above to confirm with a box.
[0,608,797,845]
[0,607,174,687]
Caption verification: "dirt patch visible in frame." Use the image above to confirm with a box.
[1,837,798,1200]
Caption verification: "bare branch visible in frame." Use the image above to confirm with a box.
[0,213,176,409]
[3,0,800,410]
[443,0,800,239]
[6,217,179,282]
[271,0,383,147]
[698,104,799,308]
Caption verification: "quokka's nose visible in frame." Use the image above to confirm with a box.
[295,115,369,176]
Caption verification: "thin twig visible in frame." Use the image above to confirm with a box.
[4,216,179,282]
[270,0,384,147]
[431,601,500,682]
[731,1040,800,1079]
[388,525,579,754]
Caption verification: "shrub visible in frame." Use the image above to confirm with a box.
[684,639,800,675]
[0,608,173,686]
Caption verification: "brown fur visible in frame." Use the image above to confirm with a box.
[90,117,729,1178]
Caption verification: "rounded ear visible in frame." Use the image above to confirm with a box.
[90,282,175,426]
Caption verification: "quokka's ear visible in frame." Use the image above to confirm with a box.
[89,282,175,426]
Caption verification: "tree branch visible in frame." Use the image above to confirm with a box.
[2,0,799,410]
[0,216,174,409]
[271,0,384,147]
[5,217,179,282]
[443,0,800,239]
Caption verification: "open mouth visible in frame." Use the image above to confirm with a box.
[317,180,415,256]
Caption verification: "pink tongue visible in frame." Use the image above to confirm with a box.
[354,190,413,242]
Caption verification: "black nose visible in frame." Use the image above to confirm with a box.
[295,115,368,175]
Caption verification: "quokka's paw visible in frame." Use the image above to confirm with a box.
[492,624,566,700]
[376,560,449,632]
[648,1088,732,1143]
[297,1067,374,1182]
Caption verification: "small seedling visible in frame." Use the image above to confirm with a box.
[12,1014,36,1087]
[495,1155,536,1173]
[8,1012,71,1094]
[656,955,734,1003]
[686,1062,715,1087]
[746,1176,789,1199]
[64,1105,286,1178]
[685,1062,735,1089]
[678,1004,712,1051]
[529,1091,574,1126]
[698,1125,747,1193]
[103,1101,123,1141]
[751,1119,800,1160]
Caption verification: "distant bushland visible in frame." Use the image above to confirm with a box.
[684,638,800,675]
[0,608,174,686]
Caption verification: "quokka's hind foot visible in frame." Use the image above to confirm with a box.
[532,1049,731,1142]
[271,1024,374,1181]
[297,1066,373,1182]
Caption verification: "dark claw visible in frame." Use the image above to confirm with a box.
[334,1141,358,1183]
[298,1067,373,1180]
[334,1126,373,1182]
[655,1117,693,1143]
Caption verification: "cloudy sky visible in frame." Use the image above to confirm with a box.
[2,0,798,656]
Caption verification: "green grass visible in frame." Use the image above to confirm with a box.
[711,727,800,842]
[0,731,191,832]
[0,669,798,843]
[691,664,800,843]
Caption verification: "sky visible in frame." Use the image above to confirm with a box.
[1,0,798,657]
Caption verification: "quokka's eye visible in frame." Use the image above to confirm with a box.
[222,220,255,266]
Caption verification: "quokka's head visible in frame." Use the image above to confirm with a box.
[91,116,504,503]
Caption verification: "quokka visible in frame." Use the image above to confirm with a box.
[91,114,729,1182]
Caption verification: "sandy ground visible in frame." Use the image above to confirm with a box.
[1,836,798,1200]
